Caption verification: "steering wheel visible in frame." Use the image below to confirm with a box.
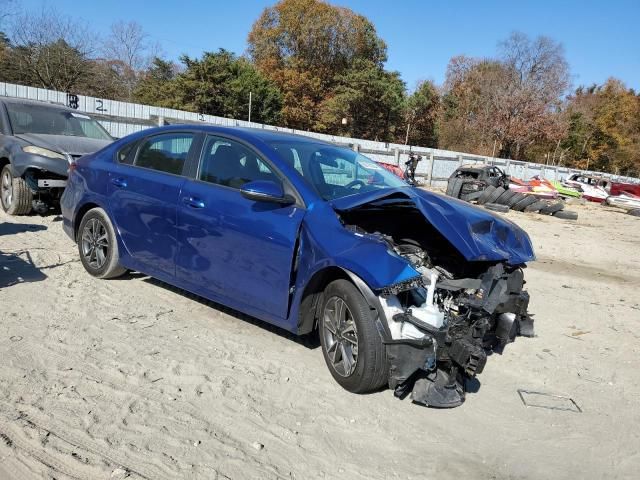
[344,179,366,190]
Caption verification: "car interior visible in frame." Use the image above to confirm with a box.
[136,147,187,175]
[199,140,278,189]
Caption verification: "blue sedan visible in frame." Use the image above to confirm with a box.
[61,125,535,407]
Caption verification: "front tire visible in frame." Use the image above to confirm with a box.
[1,165,33,215]
[319,279,388,393]
[77,208,126,279]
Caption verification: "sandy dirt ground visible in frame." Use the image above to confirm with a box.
[0,200,639,480]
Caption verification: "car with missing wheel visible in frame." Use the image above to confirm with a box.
[0,97,113,215]
[446,164,510,202]
[61,125,535,408]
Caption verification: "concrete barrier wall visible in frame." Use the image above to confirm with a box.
[2,81,638,187]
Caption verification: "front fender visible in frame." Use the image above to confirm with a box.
[287,203,419,334]
[10,151,70,178]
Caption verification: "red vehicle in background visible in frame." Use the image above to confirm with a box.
[376,152,422,185]
[609,181,640,197]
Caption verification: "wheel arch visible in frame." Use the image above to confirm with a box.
[296,266,388,339]
[73,202,101,241]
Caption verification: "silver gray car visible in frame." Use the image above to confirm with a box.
[0,98,113,215]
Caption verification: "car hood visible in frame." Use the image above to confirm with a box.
[15,133,112,157]
[330,188,535,265]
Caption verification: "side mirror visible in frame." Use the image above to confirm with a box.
[240,180,295,205]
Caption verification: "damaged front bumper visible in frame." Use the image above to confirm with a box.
[379,263,534,408]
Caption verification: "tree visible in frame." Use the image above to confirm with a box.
[403,80,440,146]
[563,79,640,175]
[80,59,130,100]
[317,59,405,141]
[134,57,180,105]
[2,7,96,92]
[103,21,158,100]
[496,32,569,158]
[135,49,282,125]
[248,0,388,130]
[0,30,8,65]
[439,33,570,160]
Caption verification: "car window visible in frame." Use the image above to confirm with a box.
[5,103,112,140]
[199,136,279,189]
[272,146,304,174]
[117,142,136,165]
[134,133,194,175]
[268,140,407,200]
[318,153,377,188]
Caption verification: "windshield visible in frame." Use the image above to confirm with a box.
[6,103,112,140]
[268,140,408,200]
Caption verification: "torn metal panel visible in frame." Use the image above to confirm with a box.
[331,187,535,265]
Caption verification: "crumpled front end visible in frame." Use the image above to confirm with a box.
[335,190,535,408]
[380,262,533,408]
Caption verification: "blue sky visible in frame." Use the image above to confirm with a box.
[15,0,640,91]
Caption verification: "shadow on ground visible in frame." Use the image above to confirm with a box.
[138,276,321,349]
[0,250,47,288]
[0,222,47,236]
[0,221,49,288]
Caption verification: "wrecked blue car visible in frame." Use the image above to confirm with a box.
[61,125,535,408]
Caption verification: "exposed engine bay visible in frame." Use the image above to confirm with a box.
[339,196,534,408]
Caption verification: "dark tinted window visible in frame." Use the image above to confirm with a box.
[199,136,278,189]
[135,133,194,175]
[117,142,136,164]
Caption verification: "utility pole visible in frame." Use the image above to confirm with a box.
[248,91,252,123]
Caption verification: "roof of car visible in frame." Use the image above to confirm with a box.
[458,164,492,170]
[133,124,335,146]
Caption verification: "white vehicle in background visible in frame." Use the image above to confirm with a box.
[564,174,608,203]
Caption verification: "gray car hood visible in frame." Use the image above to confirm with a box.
[16,133,112,157]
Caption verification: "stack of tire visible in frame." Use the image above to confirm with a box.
[474,185,578,220]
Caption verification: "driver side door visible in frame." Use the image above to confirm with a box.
[176,135,305,326]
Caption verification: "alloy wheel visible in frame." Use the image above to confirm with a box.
[1,169,12,209]
[81,218,109,270]
[322,296,359,377]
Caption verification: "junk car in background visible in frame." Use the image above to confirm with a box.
[0,98,113,215]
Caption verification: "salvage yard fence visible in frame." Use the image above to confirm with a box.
[3,81,639,187]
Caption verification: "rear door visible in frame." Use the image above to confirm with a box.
[176,134,305,324]
[108,131,198,278]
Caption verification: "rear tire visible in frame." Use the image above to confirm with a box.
[495,189,517,205]
[553,210,578,220]
[477,185,497,205]
[484,202,510,213]
[77,207,127,279]
[461,190,483,202]
[319,279,388,394]
[539,201,565,215]
[1,165,33,215]
[507,192,527,208]
[486,186,506,204]
[524,199,548,213]
[446,178,464,198]
[513,195,538,212]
